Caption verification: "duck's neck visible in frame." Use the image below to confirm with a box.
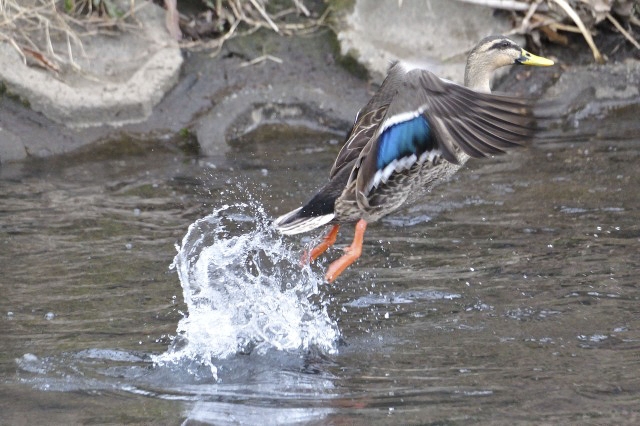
[463,60,494,94]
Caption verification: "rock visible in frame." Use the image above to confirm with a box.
[1,0,636,164]
[541,59,640,140]
[334,0,518,83]
[196,83,359,156]
[0,1,182,129]
[177,28,371,157]
[545,59,640,103]
[0,125,26,163]
[0,27,369,163]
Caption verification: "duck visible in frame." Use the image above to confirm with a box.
[274,35,554,283]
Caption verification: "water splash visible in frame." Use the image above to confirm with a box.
[153,202,339,378]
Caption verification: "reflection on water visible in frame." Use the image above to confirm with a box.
[1,99,640,423]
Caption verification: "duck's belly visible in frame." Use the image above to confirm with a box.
[334,154,468,224]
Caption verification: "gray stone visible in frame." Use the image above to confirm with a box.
[1,0,636,165]
[545,59,640,103]
[335,0,518,83]
[0,28,370,163]
[0,1,182,129]
[540,59,640,140]
[196,82,361,156]
[0,125,26,162]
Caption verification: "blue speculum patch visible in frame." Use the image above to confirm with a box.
[376,116,433,170]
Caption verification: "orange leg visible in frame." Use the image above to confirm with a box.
[325,219,368,283]
[301,224,340,265]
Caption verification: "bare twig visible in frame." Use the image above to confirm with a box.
[459,0,640,63]
[238,53,283,67]
[165,0,182,40]
[248,0,279,33]
[457,0,548,12]
[3,34,27,64]
[549,0,605,63]
[177,0,326,53]
[606,12,640,50]
[521,0,544,30]
[292,0,310,17]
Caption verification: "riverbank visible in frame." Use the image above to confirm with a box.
[0,0,638,163]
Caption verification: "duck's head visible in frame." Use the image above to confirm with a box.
[464,35,554,93]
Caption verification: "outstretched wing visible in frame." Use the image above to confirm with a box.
[351,67,537,207]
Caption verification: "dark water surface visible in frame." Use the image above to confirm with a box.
[1,101,639,424]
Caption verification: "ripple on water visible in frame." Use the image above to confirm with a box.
[152,202,340,379]
[345,289,461,308]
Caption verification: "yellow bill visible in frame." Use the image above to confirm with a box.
[517,49,554,66]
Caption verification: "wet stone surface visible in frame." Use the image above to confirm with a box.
[0,28,368,162]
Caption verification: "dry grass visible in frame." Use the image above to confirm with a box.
[174,0,329,56]
[0,0,326,71]
[0,0,141,72]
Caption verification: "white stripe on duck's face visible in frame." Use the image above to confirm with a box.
[470,36,523,68]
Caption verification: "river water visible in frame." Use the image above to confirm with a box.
[1,97,639,424]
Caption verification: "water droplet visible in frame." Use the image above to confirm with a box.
[21,353,39,363]
[153,202,339,377]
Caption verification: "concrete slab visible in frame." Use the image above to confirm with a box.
[335,0,517,83]
[0,125,26,162]
[0,26,371,163]
[195,82,362,156]
[0,1,182,129]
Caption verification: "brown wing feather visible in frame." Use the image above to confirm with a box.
[329,107,387,179]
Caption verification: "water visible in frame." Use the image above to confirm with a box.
[154,202,339,378]
[1,99,640,424]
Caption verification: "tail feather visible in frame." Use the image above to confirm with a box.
[274,169,349,235]
[274,207,335,235]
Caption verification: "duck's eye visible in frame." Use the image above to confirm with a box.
[489,40,512,51]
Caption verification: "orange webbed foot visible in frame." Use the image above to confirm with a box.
[325,219,367,283]
[300,225,340,266]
